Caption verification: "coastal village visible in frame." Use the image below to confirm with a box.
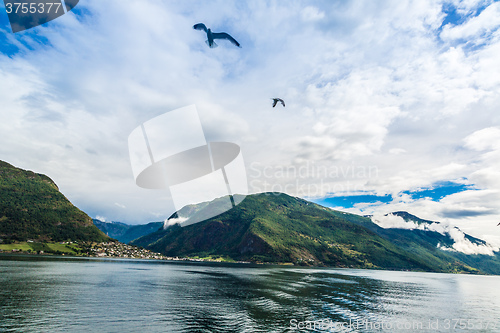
[88,242,170,259]
[0,241,232,263]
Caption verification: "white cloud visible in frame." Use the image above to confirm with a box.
[301,6,325,21]
[164,216,188,229]
[440,225,499,255]
[464,126,500,151]
[371,213,419,229]
[95,215,107,222]
[372,213,499,255]
[441,2,500,41]
[389,148,406,155]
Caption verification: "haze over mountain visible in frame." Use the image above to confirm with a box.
[93,219,163,244]
[0,160,109,243]
[133,193,500,274]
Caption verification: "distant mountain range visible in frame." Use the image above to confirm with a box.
[0,160,109,243]
[92,220,163,244]
[132,193,500,274]
[367,211,500,274]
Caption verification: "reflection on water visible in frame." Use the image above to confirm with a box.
[1,255,499,332]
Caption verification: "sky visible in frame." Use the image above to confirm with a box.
[1,0,500,247]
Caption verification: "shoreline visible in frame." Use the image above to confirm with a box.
[1,252,496,276]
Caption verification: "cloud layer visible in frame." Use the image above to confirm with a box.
[372,213,499,255]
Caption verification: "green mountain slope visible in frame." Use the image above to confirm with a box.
[133,193,480,272]
[331,211,487,273]
[0,160,109,242]
[93,219,163,244]
[369,212,500,274]
[92,220,129,240]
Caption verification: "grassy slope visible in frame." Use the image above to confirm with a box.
[0,242,80,254]
[329,210,488,274]
[0,160,109,242]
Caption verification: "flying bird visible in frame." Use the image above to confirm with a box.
[193,23,241,48]
[497,222,500,226]
[272,98,285,108]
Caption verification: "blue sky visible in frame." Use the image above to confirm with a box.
[1,0,500,246]
[440,1,489,28]
[312,181,474,208]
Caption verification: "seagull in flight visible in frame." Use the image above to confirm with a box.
[272,98,285,108]
[497,222,500,226]
[193,23,241,48]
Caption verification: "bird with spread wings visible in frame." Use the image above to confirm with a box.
[193,23,241,48]
[272,98,285,108]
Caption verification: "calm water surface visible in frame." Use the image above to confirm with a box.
[1,255,499,332]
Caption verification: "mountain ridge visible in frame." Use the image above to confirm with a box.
[132,192,499,274]
[0,160,109,243]
[93,219,163,244]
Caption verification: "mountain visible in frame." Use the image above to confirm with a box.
[93,219,163,244]
[364,211,500,274]
[390,211,488,245]
[0,160,109,243]
[92,220,129,240]
[390,211,436,225]
[132,192,499,273]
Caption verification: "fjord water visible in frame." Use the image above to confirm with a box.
[1,256,499,332]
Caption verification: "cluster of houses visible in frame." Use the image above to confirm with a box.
[89,243,238,263]
[90,242,169,259]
